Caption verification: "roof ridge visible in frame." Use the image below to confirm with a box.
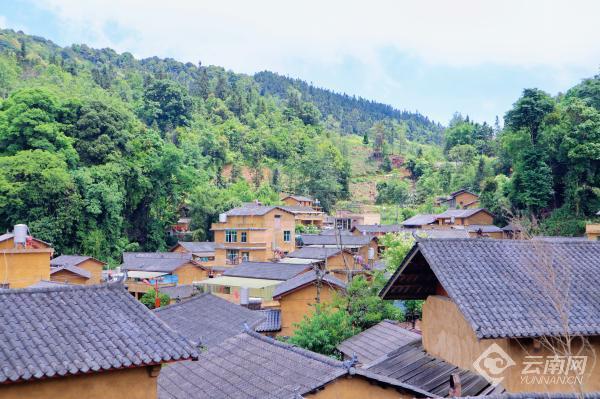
[0,281,125,295]
[242,330,345,368]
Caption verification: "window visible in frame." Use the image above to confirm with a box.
[225,229,237,243]
[226,249,239,264]
[241,251,250,261]
[274,214,281,228]
[241,232,247,243]
[283,230,291,242]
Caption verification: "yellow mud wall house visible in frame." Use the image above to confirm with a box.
[157,330,425,399]
[436,208,494,227]
[50,255,105,285]
[381,239,600,393]
[273,272,346,336]
[170,241,216,266]
[211,205,296,266]
[0,283,197,399]
[439,189,480,209]
[121,252,208,298]
[0,227,53,288]
[282,194,315,208]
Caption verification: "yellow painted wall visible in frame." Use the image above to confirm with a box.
[283,197,313,207]
[78,259,104,284]
[0,249,52,288]
[0,237,52,250]
[586,224,600,241]
[212,208,296,265]
[464,211,494,225]
[422,295,600,392]
[454,192,479,208]
[174,263,208,285]
[307,376,411,399]
[50,269,88,285]
[277,284,339,336]
[0,366,158,399]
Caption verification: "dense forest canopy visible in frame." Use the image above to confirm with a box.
[0,28,598,264]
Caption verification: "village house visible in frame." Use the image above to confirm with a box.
[281,205,326,227]
[169,241,216,265]
[154,292,272,347]
[0,283,197,399]
[400,214,438,229]
[195,260,311,304]
[281,194,320,209]
[456,224,505,239]
[0,226,54,288]
[351,224,405,236]
[158,330,434,399]
[272,270,346,336]
[159,284,197,304]
[121,252,210,299]
[336,320,501,396]
[435,208,495,227]
[334,209,381,230]
[380,238,600,392]
[436,188,480,209]
[211,205,296,266]
[586,212,600,240]
[285,246,367,281]
[50,255,105,285]
[298,233,380,261]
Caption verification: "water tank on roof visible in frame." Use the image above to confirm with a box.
[368,247,375,260]
[13,224,28,246]
[219,213,227,223]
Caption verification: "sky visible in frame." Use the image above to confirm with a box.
[1,0,599,125]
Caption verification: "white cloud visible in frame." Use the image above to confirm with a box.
[30,0,600,74]
[0,15,7,28]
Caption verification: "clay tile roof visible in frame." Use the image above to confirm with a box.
[50,263,92,279]
[225,205,293,216]
[435,208,492,219]
[173,241,216,253]
[286,246,346,260]
[223,261,311,281]
[273,270,346,298]
[154,293,265,347]
[364,340,500,397]
[352,224,404,234]
[0,283,197,384]
[337,320,421,364]
[121,252,195,273]
[382,239,600,339]
[285,194,313,202]
[401,214,437,227]
[50,254,98,267]
[299,234,375,246]
[253,309,281,332]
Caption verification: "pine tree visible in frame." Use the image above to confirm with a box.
[362,132,369,145]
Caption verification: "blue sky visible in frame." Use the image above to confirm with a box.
[1,0,599,125]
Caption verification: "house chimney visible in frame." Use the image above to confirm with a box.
[449,373,461,397]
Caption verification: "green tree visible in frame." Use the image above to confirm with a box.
[375,179,410,205]
[140,289,170,309]
[362,132,369,144]
[510,147,553,212]
[505,88,554,144]
[142,79,193,131]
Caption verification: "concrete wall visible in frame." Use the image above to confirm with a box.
[0,366,159,399]
[0,249,52,288]
[277,284,339,336]
[308,376,412,399]
[422,295,600,392]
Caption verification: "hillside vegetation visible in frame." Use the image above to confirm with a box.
[0,28,599,264]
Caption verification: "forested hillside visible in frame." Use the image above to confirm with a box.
[254,71,443,143]
[0,28,598,265]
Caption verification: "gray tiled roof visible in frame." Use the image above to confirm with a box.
[532,236,588,242]
[121,252,195,273]
[158,330,431,399]
[401,214,437,227]
[299,234,375,246]
[463,225,503,233]
[337,320,420,364]
[223,261,311,281]
[352,224,404,234]
[364,340,500,397]
[284,194,313,202]
[286,247,345,260]
[0,283,197,384]
[417,229,470,238]
[273,270,346,298]
[319,229,353,235]
[50,264,92,279]
[450,188,479,197]
[50,254,100,267]
[225,205,291,216]
[383,239,600,339]
[254,309,281,332]
[28,280,72,288]
[280,205,322,214]
[463,394,600,399]
[436,208,491,219]
[159,284,196,301]
[158,331,347,399]
[173,241,216,253]
[154,293,265,347]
